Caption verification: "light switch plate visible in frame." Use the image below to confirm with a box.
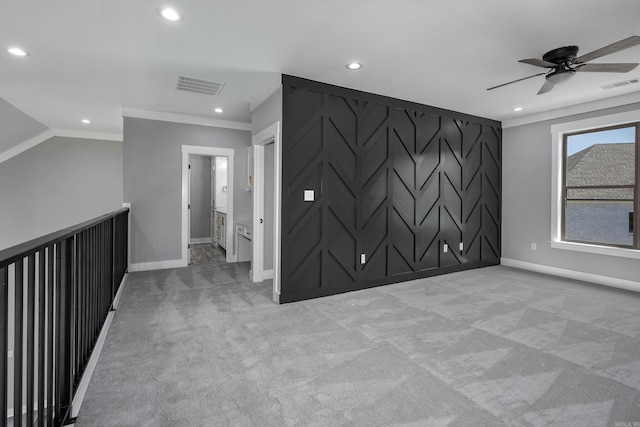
[443,244,448,253]
[360,253,366,264]
[304,190,314,202]
[459,242,464,251]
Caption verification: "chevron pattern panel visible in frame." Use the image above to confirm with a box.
[281,76,501,302]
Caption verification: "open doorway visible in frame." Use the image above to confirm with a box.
[188,154,229,264]
[181,145,236,266]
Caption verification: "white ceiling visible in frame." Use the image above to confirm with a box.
[1,0,640,142]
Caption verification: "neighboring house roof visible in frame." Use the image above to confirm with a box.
[566,143,635,200]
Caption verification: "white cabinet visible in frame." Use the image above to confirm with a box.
[214,210,227,249]
[234,222,252,262]
[234,223,252,241]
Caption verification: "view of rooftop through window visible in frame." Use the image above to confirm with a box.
[566,126,635,156]
[563,125,637,247]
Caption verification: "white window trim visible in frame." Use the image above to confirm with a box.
[550,109,640,260]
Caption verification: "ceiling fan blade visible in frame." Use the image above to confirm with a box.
[518,58,557,68]
[577,63,639,73]
[537,80,554,95]
[487,72,547,91]
[575,36,640,63]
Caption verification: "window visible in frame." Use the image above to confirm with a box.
[562,124,639,249]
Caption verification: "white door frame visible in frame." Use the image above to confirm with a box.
[181,145,235,266]
[252,122,282,302]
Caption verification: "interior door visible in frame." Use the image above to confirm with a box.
[187,158,192,264]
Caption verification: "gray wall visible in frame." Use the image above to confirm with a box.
[189,155,212,240]
[252,86,282,137]
[0,97,49,154]
[123,117,251,265]
[502,102,640,282]
[0,136,123,250]
[252,86,282,272]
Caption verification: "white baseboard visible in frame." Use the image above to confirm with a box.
[190,237,213,244]
[112,273,128,310]
[129,259,185,272]
[71,313,113,418]
[501,258,640,293]
[263,269,274,280]
[71,272,128,418]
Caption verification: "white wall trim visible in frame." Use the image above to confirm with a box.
[252,122,282,301]
[129,259,185,272]
[549,240,640,260]
[112,273,128,310]
[123,108,252,131]
[190,237,213,244]
[52,128,123,141]
[501,258,640,293]
[0,128,123,164]
[71,272,128,418]
[252,145,265,282]
[549,109,640,254]
[250,76,282,112]
[0,129,54,164]
[71,312,115,418]
[549,109,640,135]
[502,91,640,129]
[181,145,236,266]
[122,202,132,270]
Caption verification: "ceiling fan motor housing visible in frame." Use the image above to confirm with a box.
[542,46,579,84]
[542,45,579,65]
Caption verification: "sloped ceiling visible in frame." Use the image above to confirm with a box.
[0,97,49,154]
[1,0,640,152]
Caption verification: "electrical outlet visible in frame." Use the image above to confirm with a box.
[360,253,366,264]
[459,242,464,251]
[304,190,314,202]
[443,244,448,253]
[8,350,13,358]
[530,242,537,251]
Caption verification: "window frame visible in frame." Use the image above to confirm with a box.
[560,123,639,249]
[550,110,640,260]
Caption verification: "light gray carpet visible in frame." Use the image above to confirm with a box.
[75,264,640,426]
[190,243,223,264]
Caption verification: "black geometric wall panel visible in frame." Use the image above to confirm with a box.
[281,75,501,302]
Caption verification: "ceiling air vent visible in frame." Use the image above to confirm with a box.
[176,76,224,96]
[602,77,640,90]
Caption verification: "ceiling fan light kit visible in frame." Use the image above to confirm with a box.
[488,35,640,95]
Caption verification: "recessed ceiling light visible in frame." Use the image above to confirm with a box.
[161,8,181,21]
[346,62,363,70]
[213,107,223,113]
[512,107,523,112]
[81,119,91,124]
[8,47,28,56]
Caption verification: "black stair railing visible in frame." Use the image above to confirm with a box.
[0,208,129,426]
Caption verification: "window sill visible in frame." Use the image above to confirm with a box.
[551,240,640,260]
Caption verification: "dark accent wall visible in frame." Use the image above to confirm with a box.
[281,75,501,303]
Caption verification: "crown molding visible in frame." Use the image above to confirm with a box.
[502,91,640,129]
[0,130,55,164]
[122,108,252,131]
[0,128,124,164]
[53,129,123,141]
